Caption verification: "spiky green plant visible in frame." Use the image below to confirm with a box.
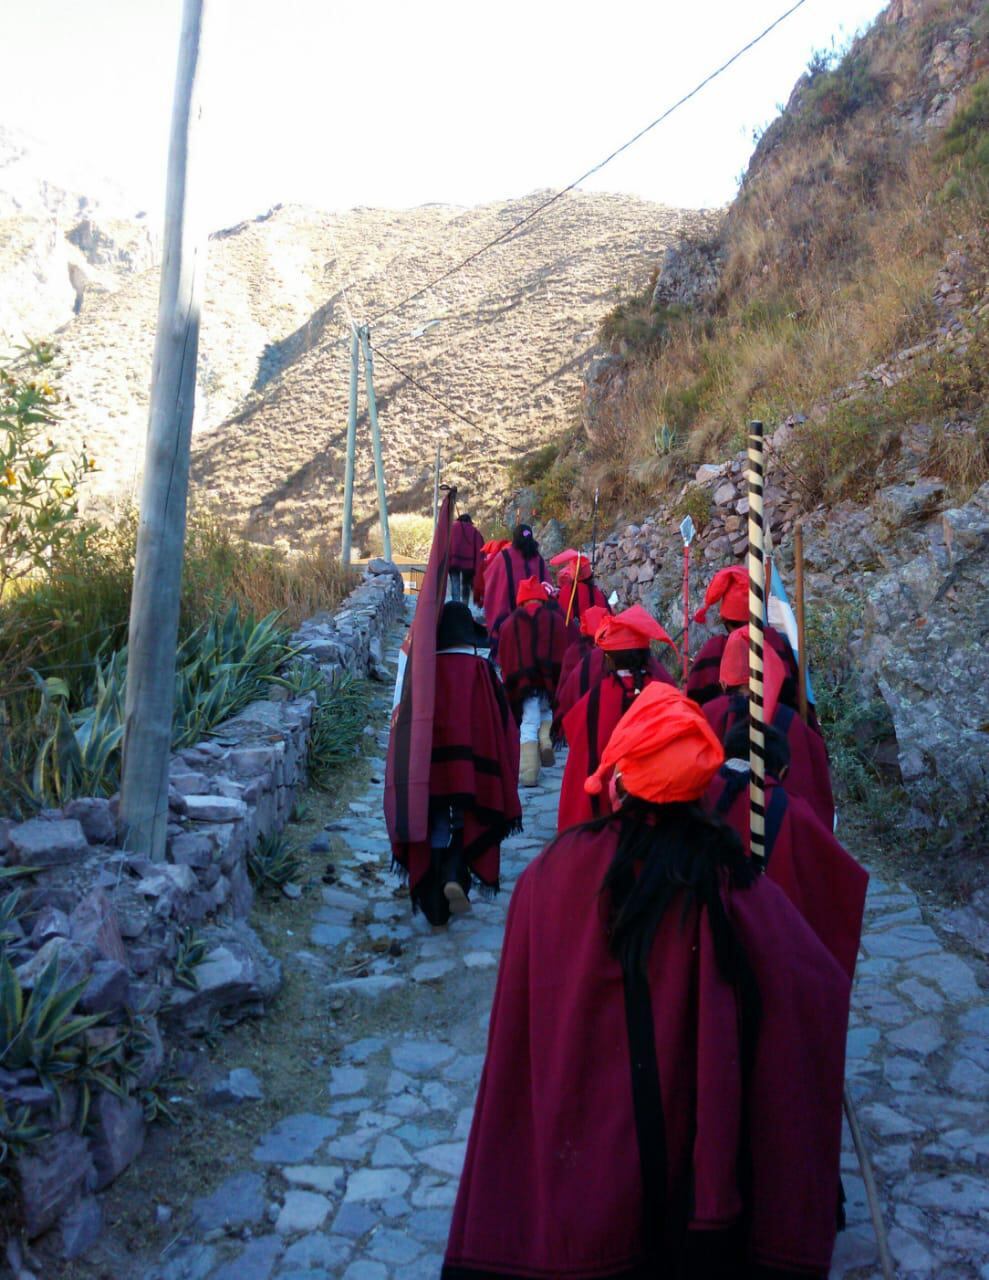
[0,1097,47,1193]
[248,830,303,890]
[173,927,207,991]
[30,603,294,805]
[301,673,371,788]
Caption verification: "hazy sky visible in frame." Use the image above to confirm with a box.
[3,0,888,227]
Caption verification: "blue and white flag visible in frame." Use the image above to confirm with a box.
[768,563,815,706]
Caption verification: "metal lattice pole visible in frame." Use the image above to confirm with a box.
[360,327,391,562]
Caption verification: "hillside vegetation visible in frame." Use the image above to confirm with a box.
[563,0,989,518]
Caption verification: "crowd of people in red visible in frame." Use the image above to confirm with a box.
[385,502,866,1280]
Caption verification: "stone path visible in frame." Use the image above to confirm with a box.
[142,607,988,1280]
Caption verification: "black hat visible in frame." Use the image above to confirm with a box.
[437,601,489,650]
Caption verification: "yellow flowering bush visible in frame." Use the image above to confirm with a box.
[0,343,92,599]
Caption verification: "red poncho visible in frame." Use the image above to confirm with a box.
[444,820,850,1279]
[704,694,835,831]
[497,602,568,719]
[482,546,548,649]
[558,667,676,830]
[685,625,800,708]
[449,519,485,575]
[389,652,521,900]
[706,767,867,980]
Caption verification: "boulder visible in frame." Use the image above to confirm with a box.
[8,818,89,867]
[182,795,247,824]
[164,920,281,1032]
[63,798,116,846]
[71,889,127,964]
[874,479,946,532]
[15,937,91,991]
[60,1195,103,1260]
[89,1092,145,1189]
[80,960,131,1015]
[16,1131,96,1238]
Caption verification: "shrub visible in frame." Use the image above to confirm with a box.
[938,75,989,205]
[672,487,712,534]
[0,344,92,602]
[366,513,434,561]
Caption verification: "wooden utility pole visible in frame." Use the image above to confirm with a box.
[341,327,360,566]
[120,0,208,861]
[360,328,391,562]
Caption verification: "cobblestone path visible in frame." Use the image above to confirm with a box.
[144,615,988,1280]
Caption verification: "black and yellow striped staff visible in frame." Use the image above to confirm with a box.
[746,420,767,868]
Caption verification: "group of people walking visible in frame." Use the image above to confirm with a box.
[384,500,867,1279]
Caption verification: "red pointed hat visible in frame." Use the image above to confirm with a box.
[594,605,677,654]
[516,575,549,607]
[584,682,724,804]
[550,548,592,582]
[720,625,785,722]
[579,604,610,638]
[694,565,749,624]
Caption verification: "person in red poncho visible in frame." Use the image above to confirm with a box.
[448,513,485,606]
[390,601,522,926]
[706,720,867,981]
[551,603,610,742]
[482,524,548,656]
[704,626,836,830]
[444,683,852,1280]
[550,548,611,642]
[557,605,678,830]
[497,576,568,787]
[475,538,510,609]
[687,565,801,708]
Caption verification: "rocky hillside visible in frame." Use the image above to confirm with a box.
[0,125,158,352]
[0,149,715,540]
[516,0,989,870]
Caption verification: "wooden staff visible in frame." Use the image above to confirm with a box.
[746,420,767,868]
[844,1088,896,1280]
[794,523,809,723]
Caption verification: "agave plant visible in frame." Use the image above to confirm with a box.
[30,602,294,804]
[305,675,371,788]
[0,1096,47,1192]
[653,423,679,456]
[173,927,207,990]
[248,830,303,890]
[0,951,104,1086]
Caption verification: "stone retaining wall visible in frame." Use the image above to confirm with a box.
[0,563,404,1255]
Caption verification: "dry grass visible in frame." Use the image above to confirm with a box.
[589,9,989,505]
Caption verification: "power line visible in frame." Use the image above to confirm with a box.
[368,343,483,433]
[370,0,810,327]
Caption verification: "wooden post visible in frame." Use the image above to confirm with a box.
[119,0,208,861]
[794,523,809,723]
[432,442,441,529]
[341,326,359,566]
[359,327,391,562]
[746,420,767,868]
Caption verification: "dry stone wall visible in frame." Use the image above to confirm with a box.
[0,562,404,1255]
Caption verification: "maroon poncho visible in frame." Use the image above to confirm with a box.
[686,626,799,708]
[558,667,676,831]
[385,490,455,853]
[390,652,521,902]
[444,820,850,1279]
[552,644,608,740]
[483,546,548,649]
[706,767,867,981]
[497,602,568,719]
[450,519,484,575]
[703,694,835,831]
